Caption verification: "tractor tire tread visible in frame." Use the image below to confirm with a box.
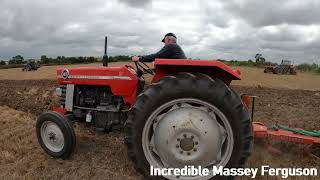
[36,111,76,159]
[124,73,253,179]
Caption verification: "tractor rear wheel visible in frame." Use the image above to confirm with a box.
[124,73,253,180]
[36,111,76,159]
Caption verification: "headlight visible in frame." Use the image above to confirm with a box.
[56,87,63,96]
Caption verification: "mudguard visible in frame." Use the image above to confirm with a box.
[152,59,241,85]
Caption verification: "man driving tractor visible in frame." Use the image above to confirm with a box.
[132,33,186,62]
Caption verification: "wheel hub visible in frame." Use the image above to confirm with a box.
[153,107,224,168]
[180,137,194,151]
[40,121,65,153]
[48,132,56,141]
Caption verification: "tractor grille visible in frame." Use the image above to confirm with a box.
[59,85,66,107]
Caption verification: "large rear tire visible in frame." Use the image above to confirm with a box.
[36,111,76,159]
[124,73,253,179]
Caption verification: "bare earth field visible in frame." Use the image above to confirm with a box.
[0,63,319,180]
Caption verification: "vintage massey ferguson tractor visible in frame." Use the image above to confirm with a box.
[36,37,253,179]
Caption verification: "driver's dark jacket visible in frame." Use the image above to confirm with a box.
[139,44,186,62]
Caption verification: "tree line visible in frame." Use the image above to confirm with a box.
[1,54,320,73]
[0,55,132,67]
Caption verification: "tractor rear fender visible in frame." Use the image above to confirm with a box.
[151,59,241,85]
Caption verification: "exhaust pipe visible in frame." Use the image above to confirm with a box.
[103,36,108,66]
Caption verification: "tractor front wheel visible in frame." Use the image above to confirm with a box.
[36,111,76,159]
[124,73,253,180]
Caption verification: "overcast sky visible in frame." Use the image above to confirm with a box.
[1,0,320,64]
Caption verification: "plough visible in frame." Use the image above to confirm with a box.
[242,95,320,159]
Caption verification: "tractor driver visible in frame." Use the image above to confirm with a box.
[131,33,187,62]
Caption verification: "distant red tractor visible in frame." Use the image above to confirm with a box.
[264,60,297,75]
[36,37,253,179]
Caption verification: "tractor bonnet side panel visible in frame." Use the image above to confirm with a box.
[152,59,241,84]
[56,66,138,106]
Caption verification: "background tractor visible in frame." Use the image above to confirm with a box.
[22,61,40,71]
[36,37,253,179]
[264,60,297,75]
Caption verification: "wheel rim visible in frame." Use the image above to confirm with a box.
[40,121,65,153]
[142,98,234,180]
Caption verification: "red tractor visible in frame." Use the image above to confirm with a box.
[264,60,297,75]
[36,37,253,179]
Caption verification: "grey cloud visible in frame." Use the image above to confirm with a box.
[118,0,151,8]
[221,0,320,27]
[258,29,301,42]
[200,1,232,28]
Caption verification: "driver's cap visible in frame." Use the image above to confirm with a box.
[161,33,177,42]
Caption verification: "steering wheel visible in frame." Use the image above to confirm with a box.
[125,64,136,71]
[134,61,155,75]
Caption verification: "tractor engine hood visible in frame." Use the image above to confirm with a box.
[56,66,139,106]
[56,66,137,86]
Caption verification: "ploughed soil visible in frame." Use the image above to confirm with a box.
[0,79,319,179]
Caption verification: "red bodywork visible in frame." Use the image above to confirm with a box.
[56,59,241,107]
[57,66,138,106]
